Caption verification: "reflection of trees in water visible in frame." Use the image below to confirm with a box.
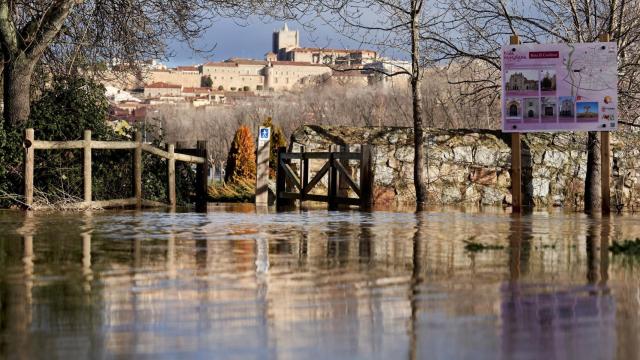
[409,211,424,360]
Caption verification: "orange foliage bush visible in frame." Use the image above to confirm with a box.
[224,125,256,183]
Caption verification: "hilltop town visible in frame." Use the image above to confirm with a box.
[105,24,409,124]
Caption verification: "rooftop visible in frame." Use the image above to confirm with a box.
[290,47,376,55]
[175,66,199,72]
[146,82,182,89]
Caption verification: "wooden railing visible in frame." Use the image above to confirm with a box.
[24,128,209,210]
[276,145,374,210]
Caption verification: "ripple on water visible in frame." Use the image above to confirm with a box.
[0,207,638,359]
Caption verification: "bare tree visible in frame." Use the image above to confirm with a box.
[0,0,279,127]
[312,0,449,209]
[432,0,640,213]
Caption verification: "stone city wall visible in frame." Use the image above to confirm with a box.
[290,125,640,210]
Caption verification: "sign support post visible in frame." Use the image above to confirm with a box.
[510,35,522,213]
[256,124,271,206]
[600,33,611,215]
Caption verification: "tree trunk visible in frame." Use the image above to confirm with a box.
[3,55,34,127]
[584,131,601,214]
[410,0,427,209]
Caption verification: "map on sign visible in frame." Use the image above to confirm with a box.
[501,42,618,132]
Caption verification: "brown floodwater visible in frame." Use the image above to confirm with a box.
[0,205,638,359]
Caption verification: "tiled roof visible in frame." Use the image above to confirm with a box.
[183,87,211,93]
[290,47,376,54]
[145,82,181,89]
[270,61,327,67]
[175,66,199,72]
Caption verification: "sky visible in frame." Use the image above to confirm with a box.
[165,18,363,67]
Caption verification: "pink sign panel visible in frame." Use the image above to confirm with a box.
[502,42,618,133]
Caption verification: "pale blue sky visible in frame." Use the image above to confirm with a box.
[166,18,363,66]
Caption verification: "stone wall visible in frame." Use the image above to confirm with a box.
[290,125,640,210]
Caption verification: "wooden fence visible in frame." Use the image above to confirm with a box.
[276,145,374,210]
[23,128,209,210]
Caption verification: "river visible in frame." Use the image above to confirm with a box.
[0,205,638,359]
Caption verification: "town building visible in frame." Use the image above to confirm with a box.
[272,23,300,57]
[272,24,376,66]
[145,67,202,88]
[264,61,332,90]
[144,82,182,97]
[364,60,411,88]
[201,59,267,91]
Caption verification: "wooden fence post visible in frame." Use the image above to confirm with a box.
[600,33,611,215]
[328,150,338,210]
[134,132,142,208]
[195,140,208,212]
[24,129,35,209]
[168,144,176,207]
[337,144,350,209]
[302,148,309,202]
[510,34,522,213]
[84,130,92,206]
[276,147,286,208]
[275,146,295,209]
[360,145,374,210]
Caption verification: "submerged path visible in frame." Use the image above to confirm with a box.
[0,206,637,359]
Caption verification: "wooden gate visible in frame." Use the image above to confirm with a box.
[276,145,374,210]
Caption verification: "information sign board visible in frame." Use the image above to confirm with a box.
[502,42,617,132]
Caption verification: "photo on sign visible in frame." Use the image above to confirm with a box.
[602,106,616,122]
[558,96,575,122]
[523,98,540,123]
[540,70,557,94]
[540,97,558,123]
[576,101,599,122]
[505,69,539,96]
[505,98,523,120]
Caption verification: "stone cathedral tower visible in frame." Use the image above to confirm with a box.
[272,23,300,59]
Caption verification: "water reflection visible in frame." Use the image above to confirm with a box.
[0,208,639,358]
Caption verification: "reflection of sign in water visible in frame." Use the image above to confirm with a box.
[501,284,615,359]
[259,127,271,142]
[501,42,618,132]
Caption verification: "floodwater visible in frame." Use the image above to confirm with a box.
[0,205,638,359]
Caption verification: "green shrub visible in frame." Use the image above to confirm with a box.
[0,75,194,208]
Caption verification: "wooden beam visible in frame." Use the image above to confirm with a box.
[510,35,522,213]
[33,140,84,149]
[600,33,611,215]
[360,145,374,210]
[276,147,294,208]
[333,158,361,197]
[168,144,176,207]
[328,152,338,210]
[92,141,137,149]
[282,163,302,191]
[302,161,330,195]
[24,129,35,209]
[83,130,92,205]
